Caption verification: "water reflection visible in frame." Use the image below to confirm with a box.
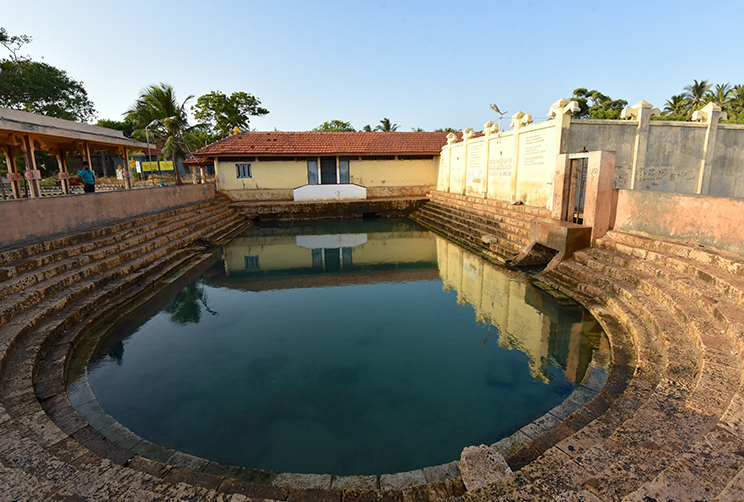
[435,238,608,384]
[216,219,440,290]
[217,220,609,385]
[76,218,609,476]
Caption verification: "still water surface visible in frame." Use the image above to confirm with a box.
[80,219,607,476]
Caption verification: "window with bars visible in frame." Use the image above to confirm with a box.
[236,163,252,178]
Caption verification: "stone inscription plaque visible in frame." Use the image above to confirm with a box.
[489,156,513,177]
[523,133,547,170]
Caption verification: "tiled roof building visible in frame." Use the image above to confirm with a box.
[192,131,451,202]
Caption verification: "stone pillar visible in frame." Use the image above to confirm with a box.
[461,128,475,195]
[121,147,132,189]
[623,100,654,189]
[693,102,722,195]
[2,144,22,199]
[548,98,573,155]
[444,133,457,192]
[21,135,42,198]
[509,111,526,201]
[551,153,571,220]
[583,150,616,243]
[482,120,497,199]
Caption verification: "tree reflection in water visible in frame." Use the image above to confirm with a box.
[163,281,218,325]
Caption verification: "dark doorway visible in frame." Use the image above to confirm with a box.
[320,157,337,184]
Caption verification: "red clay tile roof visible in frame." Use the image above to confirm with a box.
[193,131,452,157]
[182,156,213,166]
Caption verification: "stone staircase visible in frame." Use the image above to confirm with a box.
[0,199,255,501]
[458,229,744,502]
[0,198,466,502]
[3,191,744,501]
[410,190,550,262]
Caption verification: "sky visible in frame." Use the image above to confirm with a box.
[3,0,743,132]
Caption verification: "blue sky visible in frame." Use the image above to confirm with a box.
[3,0,742,131]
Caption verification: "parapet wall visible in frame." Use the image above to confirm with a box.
[438,99,744,209]
[0,183,215,249]
[613,189,744,256]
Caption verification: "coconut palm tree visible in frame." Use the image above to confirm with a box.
[682,79,712,114]
[126,83,195,185]
[663,94,690,119]
[706,83,734,111]
[374,118,399,132]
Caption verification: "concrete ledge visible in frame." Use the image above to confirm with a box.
[293,184,367,201]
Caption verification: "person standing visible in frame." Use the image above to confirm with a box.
[79,161,95,193]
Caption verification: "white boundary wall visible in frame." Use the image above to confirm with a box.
[438,100,744,207]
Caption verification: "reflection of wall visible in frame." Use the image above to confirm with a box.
[435,236,605,384]
[223,231,437,276]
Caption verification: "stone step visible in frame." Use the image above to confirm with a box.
[0,208,232,370]
[0,199,225,268]
[0,205,234,326]
[541,255,741,501]
[425,199,535,232]
[604,230,744,279]
[415,206,527,249]
[422,202,531,241]
[428,190,550,220]
[0,201,231,302]
[599,233,744,308]
[414,206,527,253]
[411,211,519,262]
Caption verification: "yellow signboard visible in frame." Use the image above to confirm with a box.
[140,161,174,173]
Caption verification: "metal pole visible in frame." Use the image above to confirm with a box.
[145,126,152,186]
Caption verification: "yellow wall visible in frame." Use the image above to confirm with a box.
[349,158,438,187]
[215,157,439,199]
[216,159,307,191]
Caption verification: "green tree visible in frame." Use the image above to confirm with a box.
[411,127,425,132]
[0,27,32,62]
[126,83,196,185]
[570,88,627,119]
[96,118,135,137]
[706,83,734,111]
[313,119,355,132]
[682,79,712,113]
[361,124,373,132]
[728,85,744,123]
[191,90,268,142]
[0,27,96,122]
[434,127,459,132]
[374,118,399,132]
[661,94,690,120]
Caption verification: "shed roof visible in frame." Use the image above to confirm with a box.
[0,107,148,150]
[193,131,452,157]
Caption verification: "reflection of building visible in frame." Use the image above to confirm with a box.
[213,220,440,290]
[436,238,609,384]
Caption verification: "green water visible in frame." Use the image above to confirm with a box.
[81,219,607,476]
